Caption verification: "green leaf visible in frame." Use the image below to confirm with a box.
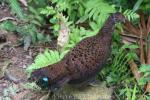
[76,15,89,24]
[133,0,144,12]
[139,77,150,85]
[23,35,32,51]
[8,0,24,19]
[139,64,150,72]
[89,21,98,30]
[0,21,16,31]
[27,49,64,73]
[123,9,139,21]
[131,85,137,100]
[121,44,139,50]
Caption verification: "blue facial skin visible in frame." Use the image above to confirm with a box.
[36,77,49,89]
[42,77,48,82]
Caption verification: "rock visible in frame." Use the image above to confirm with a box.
[0,60,10,78]
[5,66,27,83]
[51,82,113,100]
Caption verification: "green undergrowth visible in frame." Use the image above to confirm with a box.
[99,31,150,99]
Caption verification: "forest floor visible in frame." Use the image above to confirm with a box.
[0,6,53,99]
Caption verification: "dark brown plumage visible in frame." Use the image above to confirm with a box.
[29,12,126,91]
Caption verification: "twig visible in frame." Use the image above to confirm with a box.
[0,17,16,22]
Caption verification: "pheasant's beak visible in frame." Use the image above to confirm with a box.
[28,69,43,82]
[28,72,39,82]
[28,77,35,82]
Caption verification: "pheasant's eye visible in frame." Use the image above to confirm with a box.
[42,77,49,82]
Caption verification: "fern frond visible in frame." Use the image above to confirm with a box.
[8,0,24,19]
[78,0,116,30]
[26,49,68,73]
[138,64,150,85]
[123,9,139,21]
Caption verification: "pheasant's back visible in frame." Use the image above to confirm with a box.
[66,12,126,84]
[65,34,112,84]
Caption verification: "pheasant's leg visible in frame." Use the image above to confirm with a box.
[88,77,101,86]
[77,76,101,87]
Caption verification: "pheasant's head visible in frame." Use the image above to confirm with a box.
[28,68,51,89]
[112,12,126,23]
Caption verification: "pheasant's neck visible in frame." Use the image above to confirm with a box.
[97,16,115,37]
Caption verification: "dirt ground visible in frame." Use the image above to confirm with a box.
[0,6,54,99]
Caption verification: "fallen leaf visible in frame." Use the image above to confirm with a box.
[11,90,30,100]
[129,60,142,81]
[57,21,70,49]
[19,0,28,6]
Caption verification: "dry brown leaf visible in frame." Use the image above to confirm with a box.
[57,21,70,49]
[11,90,30,100]
[124,12,150,93]
[19,0,28,6]
[129,60,142,81]
[139,38,145,64]
[123,20,141,36]
[122,36,138,44]
[147,48,150,64]
[147,16,150,34]
[39,92,50,100]
[121,33,140,38]
[139,13,147,36]
[145,83,150,93]
[0,60,10,78]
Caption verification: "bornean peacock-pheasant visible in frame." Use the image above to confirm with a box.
[29,12,126,91]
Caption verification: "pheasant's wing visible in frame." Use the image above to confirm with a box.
[65,36,106,83]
